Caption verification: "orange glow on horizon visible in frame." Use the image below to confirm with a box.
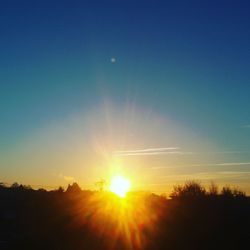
[76,191,158,250]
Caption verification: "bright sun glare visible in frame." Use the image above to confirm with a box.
[109,176,131,197]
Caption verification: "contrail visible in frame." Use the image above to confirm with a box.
[113,147,180,154]
[113,147,196,156]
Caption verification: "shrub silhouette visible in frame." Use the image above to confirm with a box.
[208,181,219,196]
[57,186,64,193]
[221,186,246,198]
[11,182,20,189]
[170,180,206,199]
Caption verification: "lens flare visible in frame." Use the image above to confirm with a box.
[109,176,131,197]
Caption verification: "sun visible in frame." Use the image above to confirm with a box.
[109,176,131,197]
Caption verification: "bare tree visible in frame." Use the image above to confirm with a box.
[95,179,106,191]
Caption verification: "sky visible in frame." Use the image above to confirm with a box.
[0,0,250,193]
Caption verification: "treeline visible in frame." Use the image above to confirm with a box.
[2,180,247,199]
[170,180,247,199]
[0,181,249,250]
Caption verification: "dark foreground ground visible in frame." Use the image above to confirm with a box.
[0,182,249,250]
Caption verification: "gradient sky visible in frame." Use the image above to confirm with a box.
[1,0,250,193]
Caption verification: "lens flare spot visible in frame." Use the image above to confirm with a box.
[109,176,131,197]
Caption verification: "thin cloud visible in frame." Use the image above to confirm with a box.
[113,147,196,156]
[114,147,180,154]
[191,162,250,167]
[158,171,250,181]
[206,151,248,154]
[114,151,195,156]
[58,173,75,182]
[151,162,250,170]
[113,147,248,157]
[152,166,180,170]
[242,124,250,128]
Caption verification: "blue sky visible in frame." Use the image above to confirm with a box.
[0,0,250,192]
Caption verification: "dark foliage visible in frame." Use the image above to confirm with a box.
[0,181,249,250]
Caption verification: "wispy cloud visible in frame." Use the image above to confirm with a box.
[191,162,250,167]
[242,125,250,128]
[114,151,195,156]
[205,151,249,154]
[158,171,250,181]
[58,173,75,182]
[114,147,180,154]
[113,147,196,156]
[151,162,250,170]
[113,147,248,157]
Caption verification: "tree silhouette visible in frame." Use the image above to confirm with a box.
[66,182,82,193]
[208,181,218,196]
[221,186,246,198]
[95,179,106,191]
[57,186,64,193]
[11,182,20,189]
[170,180,206,199]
